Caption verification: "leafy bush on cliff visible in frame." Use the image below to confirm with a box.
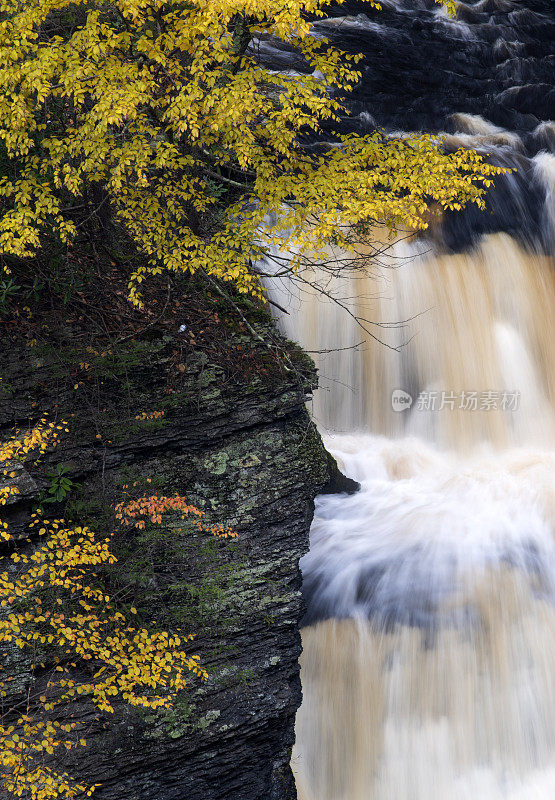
[0,0,505,309]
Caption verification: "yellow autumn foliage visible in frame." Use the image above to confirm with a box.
[0,422,232,798]
[0,0,504,306]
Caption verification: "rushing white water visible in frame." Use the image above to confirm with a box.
[265,212,555,796]
[293,435,555,800]
[254,0,555,789]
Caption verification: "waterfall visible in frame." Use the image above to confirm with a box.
[260,2,555,796]
[282,227,555,800]
[267,232,555,447]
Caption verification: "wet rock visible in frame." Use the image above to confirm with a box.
[0,460,38,505]
[0,317,336,800]
[320,451,360,496]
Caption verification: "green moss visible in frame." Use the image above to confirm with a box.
[86,338,168,380]
[195,708,220,731]
[63,495,104,526]
[108,520,254,635]
[293,417,329,479]
[142,693,197,740]
[284,339,316,375]
[215,666,258,689]
[129,417,169,434]
[0,378,14,399]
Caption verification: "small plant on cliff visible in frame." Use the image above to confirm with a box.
[0,422,236,798]
[0,0,506,309]
[40,465,80,506]
[115,480,238,539]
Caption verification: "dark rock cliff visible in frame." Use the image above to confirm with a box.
[0,310,352,799]
[254,0,554,253]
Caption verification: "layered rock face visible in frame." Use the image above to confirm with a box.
[323,0,554,134]
[322,0,555,253]
[0,317,349,800]
[253,0,554,252]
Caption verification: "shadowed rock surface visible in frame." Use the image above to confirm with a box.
[0,312,345,800]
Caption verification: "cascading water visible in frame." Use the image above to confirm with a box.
[259,1,554,797]
[285,238,555,800]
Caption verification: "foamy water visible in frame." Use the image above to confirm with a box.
[293,436,555,800]
[263,220,555,797]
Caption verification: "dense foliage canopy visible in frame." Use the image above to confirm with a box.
[0,0,505,306]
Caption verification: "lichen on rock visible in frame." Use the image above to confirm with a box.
[0,308,343,800]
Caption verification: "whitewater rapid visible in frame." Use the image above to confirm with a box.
[264,226,555,800]
[293,435,555,800]
[258,2,555,795]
